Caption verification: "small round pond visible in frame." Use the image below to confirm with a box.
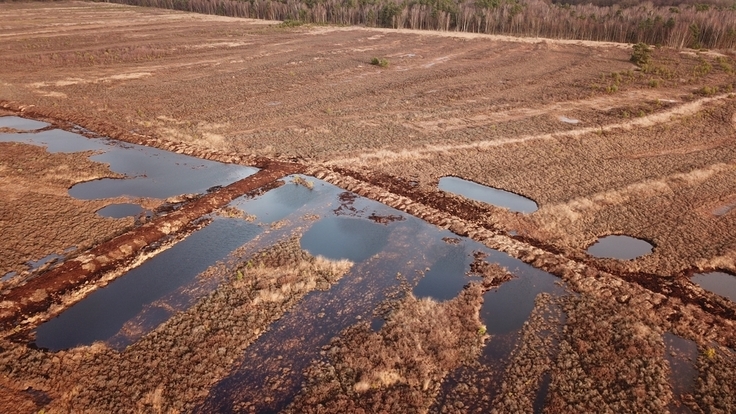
[586,235,653,260]
[691,272,736,302]
[438,176,538,213]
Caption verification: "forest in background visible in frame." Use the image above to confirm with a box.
[97,0,736,49]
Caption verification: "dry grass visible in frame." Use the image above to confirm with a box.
[0,2,660,161]
[545,294,672,413]
[691,344,736,411]
[374,95,736,275]
[285,263,512,412]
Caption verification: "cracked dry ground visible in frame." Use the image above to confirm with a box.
[1,1,735,413]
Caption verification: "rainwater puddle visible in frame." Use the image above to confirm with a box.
[586,235,653,260]
[0,129,257,199]
[412,241,482,301]
[481,254,564,334]
[96,203,149,219]
[0,116,49,131]
[34,218,261,351]
[713,202,736,216]
[439,176,538,213]
[691,271,736,302]
[300,216,391,263]
[1,271,17,282]
[27,254,63,271]
[664,332,698,413]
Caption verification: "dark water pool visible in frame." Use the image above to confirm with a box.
[438,176,538,213]
[229,177,324,224]
[412,240,481,301]
[586,235,653,260]
[691,271,736,302]
[480,252,565,334]
[300,216,391,263]
[664,332,698,413]
[96,203,149,219]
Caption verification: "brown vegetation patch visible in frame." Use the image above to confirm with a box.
[367,212,405,225]
[546,294,671,412]
[0,2,667,162]
[468,251,515,287]
[284,263,511,412]
[689,344,736,412]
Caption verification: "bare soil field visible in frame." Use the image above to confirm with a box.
[1,1,735,413]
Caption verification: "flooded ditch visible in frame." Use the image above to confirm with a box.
[34,218,262,351]
[0,127,257,200]
[664,332,698,413]
[0,123,257,282]
[438,176,538,213]
[0,115,49,131]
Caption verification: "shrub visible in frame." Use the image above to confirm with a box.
[698,85,718,96]
[630,42,652,67]
[717,56,734,74]
[693,59,713,76]
[370,57,389,68]
[279,19,305,28]
[292,175,314,189]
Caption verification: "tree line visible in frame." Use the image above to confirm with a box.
[105,0,736,49]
